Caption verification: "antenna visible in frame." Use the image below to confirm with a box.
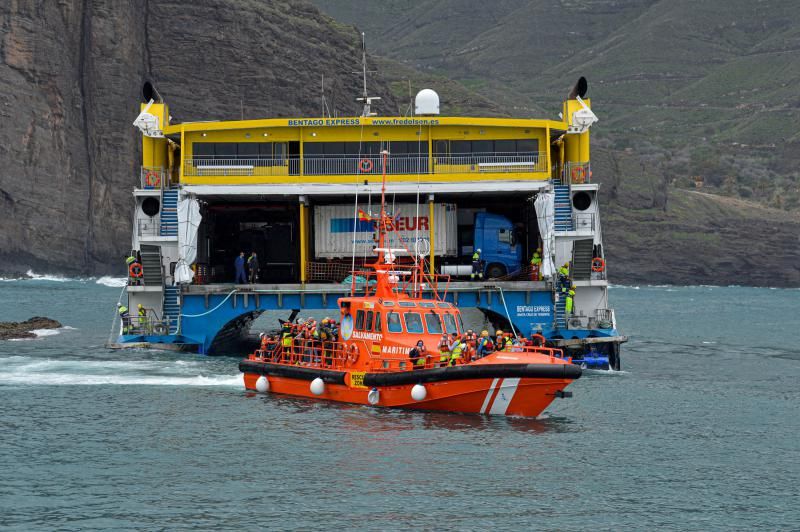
[320,74,332,118]
[355,32,380,117]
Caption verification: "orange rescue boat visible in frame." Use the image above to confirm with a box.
[240,152,581,417]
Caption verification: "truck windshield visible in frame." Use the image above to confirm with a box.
[387,312,402,333]
[404,313,424,334]
[443,313,457,334]
[425,313,443,334]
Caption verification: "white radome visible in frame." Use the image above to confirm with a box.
[415,89,440,115]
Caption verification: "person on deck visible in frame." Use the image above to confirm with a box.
[234,252,247,284]
[117,303,130,334]
[558,262,570,292]
[448,336,467,366]
[565,288,575,317]
[471,249,483,280]
[438,334,451,367]
[476,330,494,358]
[530,248,542,281]
[247,252,259,284]
[409,340,427,369]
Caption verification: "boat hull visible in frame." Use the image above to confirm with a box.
[241,362,579,417]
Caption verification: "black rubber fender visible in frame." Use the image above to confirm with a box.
[239,360,346,385]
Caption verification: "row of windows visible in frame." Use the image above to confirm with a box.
[193,142,286,158]
[354,309,463,335]
[303,141,425,158]
[434,139,538,156]
[191,139,539,158]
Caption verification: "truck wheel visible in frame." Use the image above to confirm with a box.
[486,264,506,279]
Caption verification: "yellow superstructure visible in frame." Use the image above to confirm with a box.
[148,115,586,186]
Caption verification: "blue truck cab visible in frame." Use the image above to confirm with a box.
[473,212,522,278]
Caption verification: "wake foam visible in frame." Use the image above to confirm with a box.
[95,276,128,287]
[0,356,243,387]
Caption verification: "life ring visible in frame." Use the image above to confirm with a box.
[346,344,360,365]
[592,257,605,272]
[531,333,546,347]
[129,263,143,278]
[571,166,585,183]
[144,170,161,188]
[358,158,373,173]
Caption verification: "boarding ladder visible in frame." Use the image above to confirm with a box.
[162,285,180,334]
[554,184,574,231]
[160,189,178,236]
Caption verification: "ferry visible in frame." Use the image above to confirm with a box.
[112,72,626,370]
[240,152,581,417]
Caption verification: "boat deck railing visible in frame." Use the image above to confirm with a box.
[250,338,567,373]
[120,314,177,336]
[183,152,548,178]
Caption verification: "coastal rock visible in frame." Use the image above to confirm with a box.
[0,0,397,277]
[0,317,63,340]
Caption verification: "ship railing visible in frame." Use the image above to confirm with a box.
[572,212,595,232]
[184,157,298,177]
[251,338,350,370]
[595,308,616,329]
[564,161,591,184]
[365,344,568,372]
[136,219,161,238]
[140,166,167,189]
[303,155,428,176]
[434,152,547,174]
[306,262,354,283]
[120,314,177,336]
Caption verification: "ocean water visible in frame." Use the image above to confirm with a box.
[0,278,798,530]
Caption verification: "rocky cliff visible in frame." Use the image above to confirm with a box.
[0,0,399,275]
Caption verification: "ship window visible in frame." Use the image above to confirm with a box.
[456,314,465,334]
[355,310,365,331]
[215,143,237,157]
[398,301,416,308]
[375,312,381,332]
[387,312,402,333]
[494,140,516,154]
[237,143,260,157]
[404,313,424,334]
[443,313,457,334]
[193,142,215,158]
[419,302,435,308]
[434,140,448,157]
[517,139,538,154]
[365,311,374,331]
[472,140,492,154]
[425,313,443,335]
[382,301,395,307]
[437,302,451,309]
[303,142,324,157]
[451,140,470,155]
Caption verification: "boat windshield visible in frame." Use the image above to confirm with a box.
[404,312,424,334]
[375,312,381,332]
[456,313,465,334]
[387,312,402,333]
[425,313,443,334]
[443,313,457,334]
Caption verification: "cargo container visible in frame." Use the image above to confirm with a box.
[313,203,458,258]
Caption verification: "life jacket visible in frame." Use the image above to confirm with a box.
[118,306,129,318]
[531,252,541,265]
[281,332,293,348]
[449,342,465,365]
[472,252,480,262]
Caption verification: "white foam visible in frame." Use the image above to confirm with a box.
[25,270,73,282]
[31,329,61,337]
[0,356,243,387]
[95,276,128,287]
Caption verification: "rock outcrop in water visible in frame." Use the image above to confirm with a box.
[0,0,397,276]
[0,317,62,340]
